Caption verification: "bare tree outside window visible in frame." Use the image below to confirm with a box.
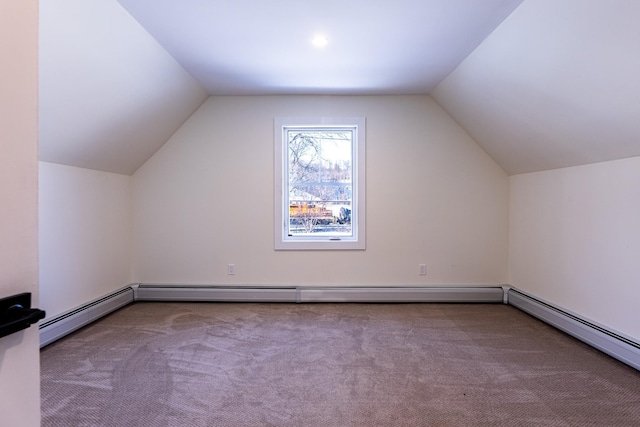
[287,130,353,236]
[274,116,365,250]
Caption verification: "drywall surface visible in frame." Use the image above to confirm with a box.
[0,0,40,425]
[432,0,640,175]
[39,0,208,174]
[509,157,640,341]
[39,162,132,319]
[133,95,508,286]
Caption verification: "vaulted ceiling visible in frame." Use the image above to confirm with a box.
[432,0,640,174]
[39,0,640,176]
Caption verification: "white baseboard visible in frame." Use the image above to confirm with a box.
[135,284,505,304]
[508,288,640,371]
[39,287,134,348]
[136,284,298,302]
[298,286,504,303]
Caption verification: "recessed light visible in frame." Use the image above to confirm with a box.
[311,35,329,48]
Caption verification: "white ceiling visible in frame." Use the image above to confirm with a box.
[432,0,640,175]
[39,0,209,175]
[116,0,524,95]
[39,0,640,176]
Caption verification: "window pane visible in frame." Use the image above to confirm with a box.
[274,116,365,250]
[287,129,353,236]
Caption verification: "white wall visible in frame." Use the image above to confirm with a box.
[509,156,640,341]
[39,162,132,319]
[0,0,40,425]
[133,95,509,286]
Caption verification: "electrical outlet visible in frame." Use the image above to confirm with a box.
[227,264,235,275]
[419,264,426,275]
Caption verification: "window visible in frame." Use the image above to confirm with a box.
[274,117,365,250]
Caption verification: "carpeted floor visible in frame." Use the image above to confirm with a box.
[41,302,640,426]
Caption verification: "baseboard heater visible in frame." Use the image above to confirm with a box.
[135,284,298,302]
[507,288,640,371]
[135,284,505,304]
[39,287,134,348]
[297,286,503,303]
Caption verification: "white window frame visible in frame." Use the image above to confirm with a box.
[274,117,366,250]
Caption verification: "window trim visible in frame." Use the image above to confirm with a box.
[274,117,366,250]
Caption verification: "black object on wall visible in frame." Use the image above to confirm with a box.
[0,293,45,339]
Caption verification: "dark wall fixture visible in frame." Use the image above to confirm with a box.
[0,293,45,339]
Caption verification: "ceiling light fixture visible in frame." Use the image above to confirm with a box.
[311,35,329,48]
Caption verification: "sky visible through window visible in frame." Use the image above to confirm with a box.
[287,128,353,236]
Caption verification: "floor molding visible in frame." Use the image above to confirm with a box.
[297,286,504,303]
[136,284,298,302]
[39,287,134,347]
[135,284,505,304]
[507,288,640,371]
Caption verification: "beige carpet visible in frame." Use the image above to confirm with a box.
[41,302,640,426]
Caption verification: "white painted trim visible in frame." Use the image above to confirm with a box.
[274,116,366,250]
[501,285,511,304]
[136,284,297,302]
[299,286,504,303]
[508,288,640,371]
[39,286,134,347]
[135,284,503,303]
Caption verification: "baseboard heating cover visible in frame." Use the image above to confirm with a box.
[136,284,298,302]
[39,287,134,348]
[298,286,504,303]
[508,288,640,371]
[135,284,504,304]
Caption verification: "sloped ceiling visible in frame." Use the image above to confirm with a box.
[432,0,640,175]
[39,0,209,175]
[116,0,524,95]
[39,0,640,176]
[39,0,523,175]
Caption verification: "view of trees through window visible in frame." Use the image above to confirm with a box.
[287,128,353,236]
